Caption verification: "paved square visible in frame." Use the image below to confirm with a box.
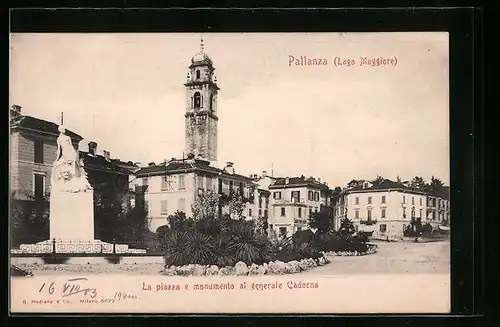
[300,240,450,275]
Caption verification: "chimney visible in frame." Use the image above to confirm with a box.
[88,141,97,156]
[285,177,290,184]
[148,162,155,167]
[262,171,267,177]
[103,150,110,161]
[10,104,22,117]
[318,178,321,183]
[187,153,195,160]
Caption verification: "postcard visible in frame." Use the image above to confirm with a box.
[9,32,450,314]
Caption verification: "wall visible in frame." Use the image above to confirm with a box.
[268,185,327,237]
[10,131,60,199]
[142,172,196,232]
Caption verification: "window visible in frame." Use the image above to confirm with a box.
[381,209,386,218]
[144,200,149,214]
[198,176,205,189]
[420,209,423,218]
[403,196,406,204]
[142,177,149,186]
[355,197,359,205]
[291,191,300,202]
[206,177,212,190]
[229,181,234,194]
[368,196,372,204]
[162,175,173,191]
[411,208,415,218]
[420,198,423,205]
[249,209,252,217]
[194,92,201,108]
[279,227,287,237]
[315,208,318,213]
[264,210,268,218]
[297,227,302,232]
[355,210,359,219]
[274,191,281,199]
[298,207,302,218]
[178,198,186,213]
[210,94,214,111]
[218,179,223,193]
[381,195,386,204]
[412,196,415,205]
[161,200,168,215]
[380,224,387,233]
[34,139,44,164]
[196,70,200,79]
[265,197,269,208]
[309,207,313,216]
[178,175,185,189]
[367,209,372,220]
[281,207,286,216]
[403,208,406,218]
[314,192,320,201]
[259,196,263,208]
[258,209,262,217]
[34,173,45,200]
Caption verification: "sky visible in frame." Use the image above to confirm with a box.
[9,32,450,187]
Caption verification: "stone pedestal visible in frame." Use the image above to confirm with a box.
[49,190,94,242]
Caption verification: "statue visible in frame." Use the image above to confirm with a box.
[51,125,93,193]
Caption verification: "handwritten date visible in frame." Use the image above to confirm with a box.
[39,278,98,298]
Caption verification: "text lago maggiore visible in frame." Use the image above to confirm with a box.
[288,55,398,67]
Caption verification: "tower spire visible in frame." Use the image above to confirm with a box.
[200,34,204,52]
[60,111,64,125]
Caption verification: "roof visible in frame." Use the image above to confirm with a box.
[340,178,448,198]
[269,176,330,190]
[135,158,254,182]
[110,158,140,172]
[11,115,83,140]
[80,151,130,175]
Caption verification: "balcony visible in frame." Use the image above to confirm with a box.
[360,219,377,225]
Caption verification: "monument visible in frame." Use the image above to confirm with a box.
[11,120,145,254]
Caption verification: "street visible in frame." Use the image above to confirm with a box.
[300,240,450,275]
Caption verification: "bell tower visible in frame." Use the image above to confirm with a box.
[184,37,219,164]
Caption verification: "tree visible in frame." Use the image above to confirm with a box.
[332,186,342,196]
[167,211,193,230]
[338,217,356,236]
[10,192,50,247]
[428,176,445,195]
[191,190,219,220]
[228,192,245,220]
[309,208,333,233]
[411,176,426,189]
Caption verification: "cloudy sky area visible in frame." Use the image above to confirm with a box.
[9,32,449,187]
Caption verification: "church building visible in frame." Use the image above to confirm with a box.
[134,39,257,232]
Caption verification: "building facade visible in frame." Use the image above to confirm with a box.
[10,105,83,200]
[267,176,331,238]
[333,178,450,240]
[134,158,256,232]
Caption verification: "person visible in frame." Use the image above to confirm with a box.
[54,125,77,176]
[50,125,92,192]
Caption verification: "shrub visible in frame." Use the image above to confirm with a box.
[161,217,275,266]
